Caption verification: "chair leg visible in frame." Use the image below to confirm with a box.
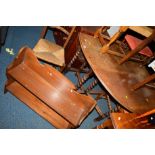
[100,26,128,53]
[40,26,48,38]
[132,74,155,91]
[86,79,99,93]
[106,94,113,112]
[76,69,93,89]
[75,71,87,92]
[94,93,109,121]
[60,47,81,73]
[95,104,107,120]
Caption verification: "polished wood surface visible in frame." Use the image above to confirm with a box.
[97,119,113,129]
[5,47,96,127]
[110,113,139,128]
[110,111,155,129]
[79,33,155,113]
[6,81,73,129]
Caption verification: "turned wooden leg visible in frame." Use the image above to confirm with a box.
[40,26,48,38]
[76,69,93,89]
[60,47,81,73]
[86,79,98,92]
[100,26,128,53]
[132,74,155,91]
[95,104,107,120]
[106,95,113,112]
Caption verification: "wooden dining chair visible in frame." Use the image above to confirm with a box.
[100,26,155,64]
[34,26,91,75]
[94,26,140,61]
[124,34,153,57]
[119,29,155,64]
[4,47,96,128]
[97,26,155,91]
[33,26,76,67]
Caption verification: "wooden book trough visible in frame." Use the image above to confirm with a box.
[4,47,96,128]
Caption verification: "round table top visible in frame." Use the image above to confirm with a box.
[79,32,155,113]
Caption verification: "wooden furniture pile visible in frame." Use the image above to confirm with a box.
[94,26,155,128]
[4,26,104,129]
[4,26,155,129]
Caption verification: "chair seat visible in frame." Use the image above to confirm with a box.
[125,34,153,57]
[33,39,65,66]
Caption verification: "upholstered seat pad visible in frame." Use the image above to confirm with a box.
[125,34,153,57]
